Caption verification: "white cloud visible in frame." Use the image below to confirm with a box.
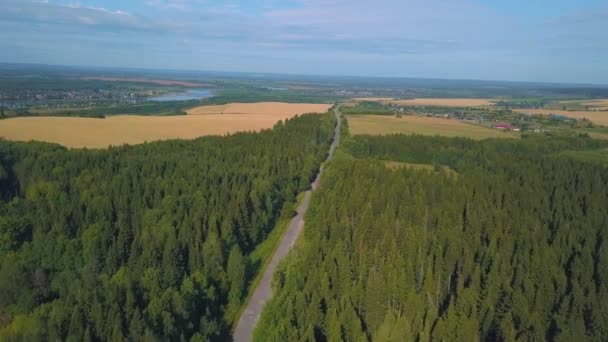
[145,0,188,11]
[1,0,608,83]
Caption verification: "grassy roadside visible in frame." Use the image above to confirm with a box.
[231,107,340,330]
[230,191,307,329]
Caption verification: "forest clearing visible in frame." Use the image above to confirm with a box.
[383,160,457,175]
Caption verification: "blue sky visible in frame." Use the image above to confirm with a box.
[0,0,607,84]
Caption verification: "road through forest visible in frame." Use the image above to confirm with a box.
[232,107,341,341]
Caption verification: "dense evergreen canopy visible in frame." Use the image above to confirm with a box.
[255,133,608,341]
[0,112,335,341]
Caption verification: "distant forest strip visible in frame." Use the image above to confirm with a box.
[6,99,203,118]
[0,112,336,340]
[340,101,393,115]
[199,88,340,105]
[255,133,608,341]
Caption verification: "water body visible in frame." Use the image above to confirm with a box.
[148,88,214,102]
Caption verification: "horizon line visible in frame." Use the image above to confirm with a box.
[1,61,608,88]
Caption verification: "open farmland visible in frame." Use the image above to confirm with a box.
[386,98,496,107]
[0,102,331,148]
[513,109,608,126]
[186,102,331,115]
[348,115,518,139]
[555,99,608,110]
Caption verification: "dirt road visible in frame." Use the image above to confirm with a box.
[232,107,341,342]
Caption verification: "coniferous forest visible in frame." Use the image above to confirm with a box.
[255,129,608,341]
[2,108,608,342]
[0,113,335,340]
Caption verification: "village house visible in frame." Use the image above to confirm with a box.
[494,123,520,131]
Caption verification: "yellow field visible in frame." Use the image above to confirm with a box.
[584,131,608,140]
[186,102,331,115]
[386,98,496,107]
[0,102,331,148]
[348,115,518,139]
[513,109,608,126]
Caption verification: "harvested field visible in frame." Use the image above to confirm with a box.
[0,114,297,148]
[348,115,518,139]
[81,77,212,87]
[387,98,496,107]
[0,102,330,148]
[186,102,331,116]
[513,109,608,126]
[585,131,608,140]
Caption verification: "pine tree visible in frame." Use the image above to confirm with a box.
[226,245,246,320]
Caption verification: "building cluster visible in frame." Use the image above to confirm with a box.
[387,104,583,133]
[494,123,521,131]
[0,89,150,108]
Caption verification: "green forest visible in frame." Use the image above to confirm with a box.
[2,104,608,342]
[0,112,335,340]
[255,129,608,341]
[340,102,393,116]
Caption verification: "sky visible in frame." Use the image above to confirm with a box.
[0,0,607,84]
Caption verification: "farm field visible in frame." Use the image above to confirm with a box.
[186,102,331,115]
[587,132,608,140]
[385,98,496,107]
[0,102,330,148]
[575,127,608,140]
[556,99,608,110]
[347,115,518,139]
[513,109,608,126]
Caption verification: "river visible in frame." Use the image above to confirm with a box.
[147,88,214,102]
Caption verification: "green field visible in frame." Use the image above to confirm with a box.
[340,101,393,115]
[347,114,519,139]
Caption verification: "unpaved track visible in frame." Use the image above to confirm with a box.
[232,107,341,342]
